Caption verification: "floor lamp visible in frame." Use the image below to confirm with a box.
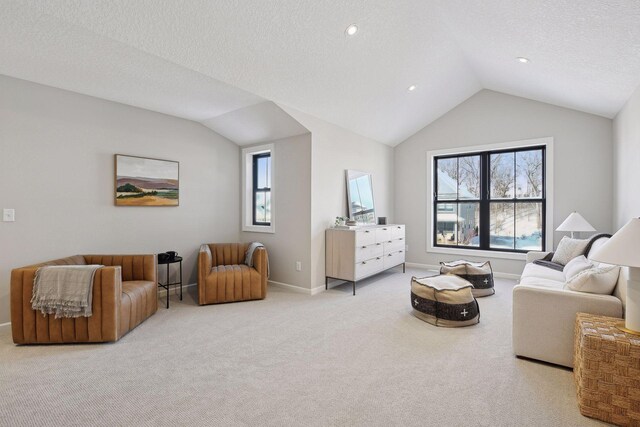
[590,218,640,335]
[556,211,595,238]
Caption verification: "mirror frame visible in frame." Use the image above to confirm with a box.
[345,170,376,224]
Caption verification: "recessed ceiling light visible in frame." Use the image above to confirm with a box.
[517,57,530,63]
[408,85,417,92]
[345,24,358,36]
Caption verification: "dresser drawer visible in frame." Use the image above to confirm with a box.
[355,242,383,263]
[390,225,405,240]
[355,229,376,246]
[384,238,404,254]
[375,227,391,242]
[383,250,405,270]
[355,256,383,280]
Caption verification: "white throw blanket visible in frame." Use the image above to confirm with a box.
[31,265,103,318]
[244,242,269,277]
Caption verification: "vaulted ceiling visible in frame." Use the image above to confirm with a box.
[2,1,640,146]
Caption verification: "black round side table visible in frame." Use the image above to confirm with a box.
[158,256,182,309]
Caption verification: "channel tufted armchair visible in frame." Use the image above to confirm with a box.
[11,254,157,344]
[198,243,268,305]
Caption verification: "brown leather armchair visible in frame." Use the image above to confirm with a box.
[198,243,268,305]
[11,254,157,344]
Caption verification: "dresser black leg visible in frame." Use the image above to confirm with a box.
[403,263,406,273]
[325,277,328,290]
[353,281,356,296]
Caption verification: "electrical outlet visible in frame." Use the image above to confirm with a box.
[295,261,302,271]
[405,244,409,252]
[3,209,15,222]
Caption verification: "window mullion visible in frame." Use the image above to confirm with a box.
[479,153,490,250]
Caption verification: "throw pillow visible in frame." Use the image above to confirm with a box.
[564,264,620,295]
[551,236,589,265]
[563,255,593,280]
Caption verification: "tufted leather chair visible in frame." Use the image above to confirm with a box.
[11,254,157,344]
[198,243,268,305]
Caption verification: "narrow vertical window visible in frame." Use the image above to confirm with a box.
[252,153,271,226]
[242,144,275,233]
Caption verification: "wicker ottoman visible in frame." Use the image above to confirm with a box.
[574,313,640,426]
[410,275,480,327]
[440,260,495,297]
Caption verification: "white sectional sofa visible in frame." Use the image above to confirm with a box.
[512,235,627,368]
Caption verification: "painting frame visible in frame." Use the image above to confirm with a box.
[114,154,180,207]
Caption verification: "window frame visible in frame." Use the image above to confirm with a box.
[427,137,553,260]
[252,152,271,226]
[242,144,275,233]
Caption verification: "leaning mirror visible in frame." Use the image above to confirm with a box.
[346,170,376,224]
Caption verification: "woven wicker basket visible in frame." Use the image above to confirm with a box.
[574,313,640,426]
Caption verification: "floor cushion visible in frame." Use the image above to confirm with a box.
[440,260,495,297]
[410,275,480,327]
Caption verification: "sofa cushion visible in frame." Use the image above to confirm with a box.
[585,236,610,265]
[522,262,566,283]
[564,265,620,295]
[551,236,589,265]
[563,255,593,280]
[519,276,565,289]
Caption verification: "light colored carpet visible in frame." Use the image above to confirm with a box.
[0,267,603,426]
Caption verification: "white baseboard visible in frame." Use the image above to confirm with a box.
[268,280,324,295]
[0,321,11,328]
[404,262,521,281]
[405,262,440,271]
[158,282,196,297]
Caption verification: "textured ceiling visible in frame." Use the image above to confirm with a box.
[2,1,640,146]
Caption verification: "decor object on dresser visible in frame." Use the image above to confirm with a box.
[512,234,626,367]
[325,224,405,295]
[574,313,640,426]
[11,254,158,344]
[556,211,595,238]
[198,243,268,305]
[345,170,376,224]
[589,217,640,335]
[440,260,495,297]
[410,275,480,327]
[115,154,179,206]
[158,254,183,309]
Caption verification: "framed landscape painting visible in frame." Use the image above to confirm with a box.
[115,154,179,206]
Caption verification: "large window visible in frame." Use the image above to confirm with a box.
[433,146,545,253]
[242,144,274,233]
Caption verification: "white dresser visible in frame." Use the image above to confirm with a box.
[325,224,406,295]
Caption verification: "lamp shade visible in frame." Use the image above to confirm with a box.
[590,218,640,268]
[556,212,596,233]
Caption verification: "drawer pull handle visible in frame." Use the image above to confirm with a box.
[376,257,381,260]
[388,254,392,257]
[365,230,370,233]
[362,246,366,249]
[362,261,367,264]
[397,226,402,229]
[400,250,403,253]
[377,243,381,246]
[383,228,387,230]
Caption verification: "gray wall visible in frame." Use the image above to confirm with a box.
[395,89,613,275]
[613,83,640,228]
[279,106,395,290]
[240,133,313,289]
[0,75,240,324]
